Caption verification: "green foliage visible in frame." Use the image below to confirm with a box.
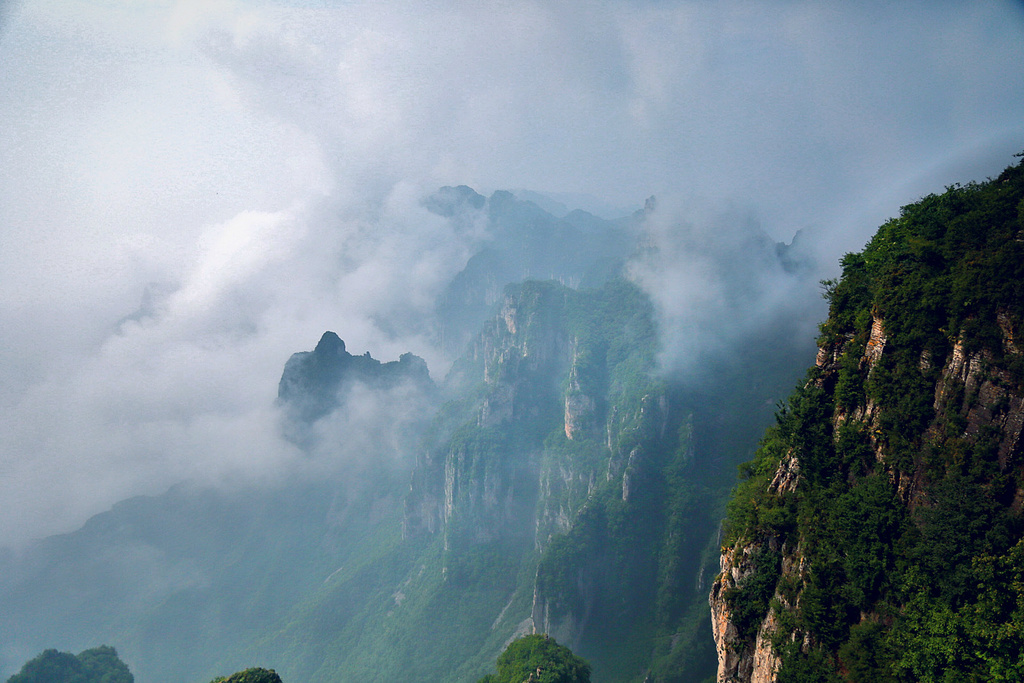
[838,621,897,683]
[209,668,282,683]
[6,646,133,683]
[722,154,1024,681]
[774,647,842,683]
[477,635,590,683]
[723,547,781,641]
[833,345,865,412]
[6,650,87,683]
[75,647,134,683]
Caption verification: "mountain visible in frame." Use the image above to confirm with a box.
[254,272,811,683]
[0,337,432,683]
[277,330,433,445]
[0,188,814,683]
[711,155,1024,681]
[429,186,642,356]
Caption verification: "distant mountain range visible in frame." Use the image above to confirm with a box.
[0,187,816,683]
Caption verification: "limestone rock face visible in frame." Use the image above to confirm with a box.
[404,276,705,671]
[709,543,785,683]
[404,281,573,546]
[709,546,749,682]
[933,335,1024,465]
[564,339,598,441]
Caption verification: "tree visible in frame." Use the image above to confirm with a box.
[478,634,590,683]
[77,646,133,683]
[6,646,132,683]
[208,668,282,683]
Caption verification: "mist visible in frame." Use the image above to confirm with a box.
[1,0,1023,548]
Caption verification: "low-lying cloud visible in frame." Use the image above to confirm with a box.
[628,198,822,377]
[1,0,1022,546]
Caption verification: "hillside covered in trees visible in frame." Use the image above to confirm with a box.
[713,154,1024,681]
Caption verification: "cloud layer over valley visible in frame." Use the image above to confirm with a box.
[1,0,1023,547]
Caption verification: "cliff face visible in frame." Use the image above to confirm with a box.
[403,277,726,680]
[713,156,1024,682]
[403,281,572,546]
[404,279,676,547]
[712,316,1024,682]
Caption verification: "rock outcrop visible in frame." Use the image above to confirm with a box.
[404,281,571,545]
[278,331,432,427]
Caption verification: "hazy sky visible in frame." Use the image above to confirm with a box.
[1,0,1023,547]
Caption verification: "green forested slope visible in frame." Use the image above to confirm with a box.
[716,154,1024,682]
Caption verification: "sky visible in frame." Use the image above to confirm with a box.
[1,0,1023,548]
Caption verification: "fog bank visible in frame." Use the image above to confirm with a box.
[1,0,1022,546]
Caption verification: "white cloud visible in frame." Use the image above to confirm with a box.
[0,0,1022,545]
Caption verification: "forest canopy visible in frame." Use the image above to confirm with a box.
[477,634,591,683]
[5,646,133,683]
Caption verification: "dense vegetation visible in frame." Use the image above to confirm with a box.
[6,646,133,683]
[477,635,590,683]
[209,668,282,683]
[722,154,1024,681]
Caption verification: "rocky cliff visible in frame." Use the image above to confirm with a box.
[402,276,730,681]
[712,155,1024,682]
[278,331,432,421]
[403,281,571,546]
[277,330,433,448]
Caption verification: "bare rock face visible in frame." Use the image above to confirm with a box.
[564,338,597,441]
[709,546,750,682]
[405,281,574,546]
[767,451,800,495]
[709,544,782,683]
[863,313,887,366]
[564,390,596,440]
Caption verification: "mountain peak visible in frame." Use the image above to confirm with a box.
[314,331,345,356]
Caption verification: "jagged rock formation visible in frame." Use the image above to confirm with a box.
[405,279,675,549]
[713,155,1024,682]
[278,331,431,422]
[404,281,571,546]
[277,331,433,449]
